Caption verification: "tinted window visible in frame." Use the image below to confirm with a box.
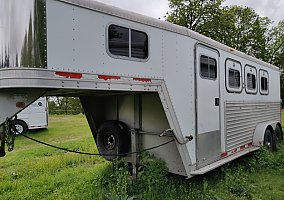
[108,25,129,57]
[259,70,269,95]
[108,25,148,60]
[247,73,256,90]
[131,30,148,59]
[200,55,217,79]
[229,69,240,88]
[261,77,268,91]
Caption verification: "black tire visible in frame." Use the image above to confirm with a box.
[14,120,28,134]
[275,124,283,145]
[263,129,276,151]
[274,124,283,150]
[96,121,130,161]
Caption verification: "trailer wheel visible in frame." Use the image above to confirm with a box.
[97,121,130,160]
[14,120,28,135]
[275,124,283,145]
[263,129,276,151]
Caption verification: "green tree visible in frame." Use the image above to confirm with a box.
[48,97,83,115]
[167,1,273,62]
[267,20,284,67]
[224,6,270,61]
[267,21,284,107]
[167,0,224,31]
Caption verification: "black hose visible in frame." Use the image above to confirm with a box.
[19,133,175,157]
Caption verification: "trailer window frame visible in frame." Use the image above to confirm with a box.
[259,69,269,95]
[107,24,149,62]
[245,65,257,95]
[199,55,217,80]
[225,58,243,93]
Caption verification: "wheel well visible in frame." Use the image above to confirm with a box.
[80,92,170,142]
[253,122,278,147]
[15,119,28,127]
[266,125,274,133]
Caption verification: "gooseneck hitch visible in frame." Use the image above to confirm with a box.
[0,118,16,157]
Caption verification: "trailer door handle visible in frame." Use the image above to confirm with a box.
[215,98,220,106]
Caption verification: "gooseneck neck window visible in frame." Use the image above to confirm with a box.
[108,24,148,60]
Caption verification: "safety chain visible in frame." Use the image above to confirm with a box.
[1,122,176,157]
[4,118,16,152]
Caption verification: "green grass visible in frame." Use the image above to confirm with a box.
[0,114,284,200]
[0,115,107,200]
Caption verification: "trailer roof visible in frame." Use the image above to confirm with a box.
[59,0,279,71]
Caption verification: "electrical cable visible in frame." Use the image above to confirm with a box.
[19,133,175,157]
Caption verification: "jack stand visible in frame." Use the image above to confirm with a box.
[130,129,139,178]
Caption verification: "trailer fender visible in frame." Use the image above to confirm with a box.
[253,121,278,147]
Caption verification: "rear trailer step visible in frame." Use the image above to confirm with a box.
[191,146,259,175]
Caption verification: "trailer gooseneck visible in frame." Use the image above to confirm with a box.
[0,0,282,178]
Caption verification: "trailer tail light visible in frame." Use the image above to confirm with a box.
[55,72,83,79]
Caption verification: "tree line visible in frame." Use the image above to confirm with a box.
[48,97,83,115]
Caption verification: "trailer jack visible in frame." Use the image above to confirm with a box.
[0,118,16,157]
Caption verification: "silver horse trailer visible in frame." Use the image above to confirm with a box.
[0,0,282,177]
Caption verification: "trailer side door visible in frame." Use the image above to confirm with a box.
[195,45,221,169]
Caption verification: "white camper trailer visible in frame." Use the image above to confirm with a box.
[15,97,48,134]
[0,0,282,177]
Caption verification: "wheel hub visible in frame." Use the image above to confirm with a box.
[103,133,116,150]
[15,124,23,134]
[265,141,271,148]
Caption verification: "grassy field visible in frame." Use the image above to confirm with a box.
[0,114,283,200]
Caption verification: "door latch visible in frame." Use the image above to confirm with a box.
[215,98,220,106]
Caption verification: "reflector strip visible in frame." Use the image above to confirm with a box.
[221,152,228,158]
[98,75,121,81]
[55,72,83,79]
[221,142,254,158]
[133,78,151,82]
[240,145,246,150]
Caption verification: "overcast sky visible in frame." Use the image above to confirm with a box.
[95,0,283,25]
